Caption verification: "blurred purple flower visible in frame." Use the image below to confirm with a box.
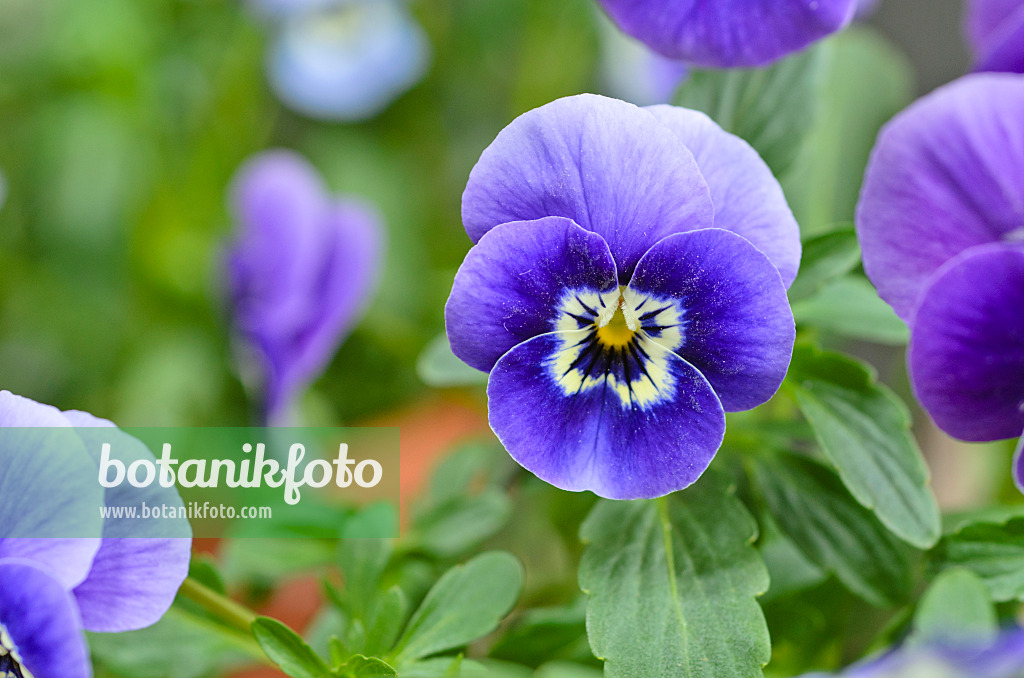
[598,15,688,106]
[226,150,382,425]
[966,0,1024,73]
[595,0,857,68]
[446,95,797,499]
[857,73,1024,444]
[0,391,192,678]
[258,0,430,122]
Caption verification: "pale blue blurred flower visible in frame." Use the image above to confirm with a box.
[598,13,688,106]
[262,0,430,122]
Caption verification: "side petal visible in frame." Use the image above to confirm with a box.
[596,0,855,67]
[966,0,1023,55]
[646,105,801,287]
[487,332,726,499]
[908,244,1024,442]
[462,94,714,281]
[975,9,1024,74]
[628,229,795,412]
[446,217,620,372]
[0,559,91,678]
[62,412,193,632]
[857,73,1024,320]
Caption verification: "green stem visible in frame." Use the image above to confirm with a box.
[178,577,258,635]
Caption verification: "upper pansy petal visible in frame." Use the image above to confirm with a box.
[462,94,714,281]
[596,0,856,67]
[857,73,1024,320]
[966,0,1024,54]
[487,331,726,499]
[627,229,795,412]
[975,9,1024,73]
[446,217,620,373]
[645,105,802,287]
[908,244,1024,442]
[0,559,91,678]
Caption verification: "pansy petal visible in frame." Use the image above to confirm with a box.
[908,245,1024,442]
[596,0,855,67]
[0,559,91,678]
[488,332,725,499]
[857,73,1024,320]
[966,0,1024,54]
[645,105,802,287]
[462,94,714,281]
[628,229,795,412]
[446,217,620,372]
[62,411,192,632]
[975,9,1024,73]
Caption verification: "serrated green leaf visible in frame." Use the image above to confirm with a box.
[336,655,398,678]
[932,516,1024,602]
[392,551,524,664]
[910,568,997,647]
[417,333,488,388]
[579,472,770,678]
[252,617,332,678]
[792,277,909,344]
[788,346,940,548]
[675,45,826,175]
[787,228,861,302]
[754,452,913,607]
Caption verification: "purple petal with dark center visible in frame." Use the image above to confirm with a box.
[487,332,725,499]
[462,94,714,282]
[857,73,1024,320]
[445,217,620,373]
[628,229,795,411]
[0,559,91,678]
[908,244,1024,442]
[596,0,856,67]
[645,106,802,287]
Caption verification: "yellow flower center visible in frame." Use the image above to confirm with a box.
[596,298,636,348]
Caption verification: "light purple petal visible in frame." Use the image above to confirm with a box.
[445,217,620,373]
[628,229,795,411]
[975,9,1024,73]
[857,73,1024,320]
[462,94,714,282]
[0,559,91,678]
[966,0,1024,53]
[62,411,192,632]
[487,332,725,499]
[596,0,856,67]
[908,245,1024,442]
[645,106,802,287]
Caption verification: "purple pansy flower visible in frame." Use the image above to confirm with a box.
[0,391,192,678]
[966,0,1024,73]
[226,150,382,425]
[595,0,857,67]
[445,94,798,499]
[857,74,1024,444]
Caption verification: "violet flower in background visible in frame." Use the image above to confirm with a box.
[595,0,857,68]
[446,94,798,499]
[226,150,382,426]
[597,13,688,106]
[966,0,1024,73]
[0,391,191,678]
[254,0,430,122]
[857,74,1024,446]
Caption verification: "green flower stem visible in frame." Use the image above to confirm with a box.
[179,577,259,635]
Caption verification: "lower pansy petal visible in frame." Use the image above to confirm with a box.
[446,217,620,372]
[627,229,795,412]
[909,245,1024,442]
[487,331,726,500]
[0,559,91,678]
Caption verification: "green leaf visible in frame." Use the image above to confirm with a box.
[909,568,997,646]
[788,345,940,548]
[392,551,524,664]
[417,333,488,388]
[787,228,861,302]
[489,599,587,667]
[363,586,408,656]
[411,489,514,558]
[792,276,908,345]
[336,534,393,618]
[675,45,826,175]
[753,452,913,607]
[932,515,1024,602]
[579,472,770,678]
[535,663,604,678]
[251,617,332,678]
[336,655,398,678]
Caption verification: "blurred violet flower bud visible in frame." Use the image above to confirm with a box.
[857,74,1024,446]
[225,150,382,426]
[0,391,192,678]
[966,0,1024,73]
[598,14,688,106]
[595,0,857,68]
[261,0,430,122]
